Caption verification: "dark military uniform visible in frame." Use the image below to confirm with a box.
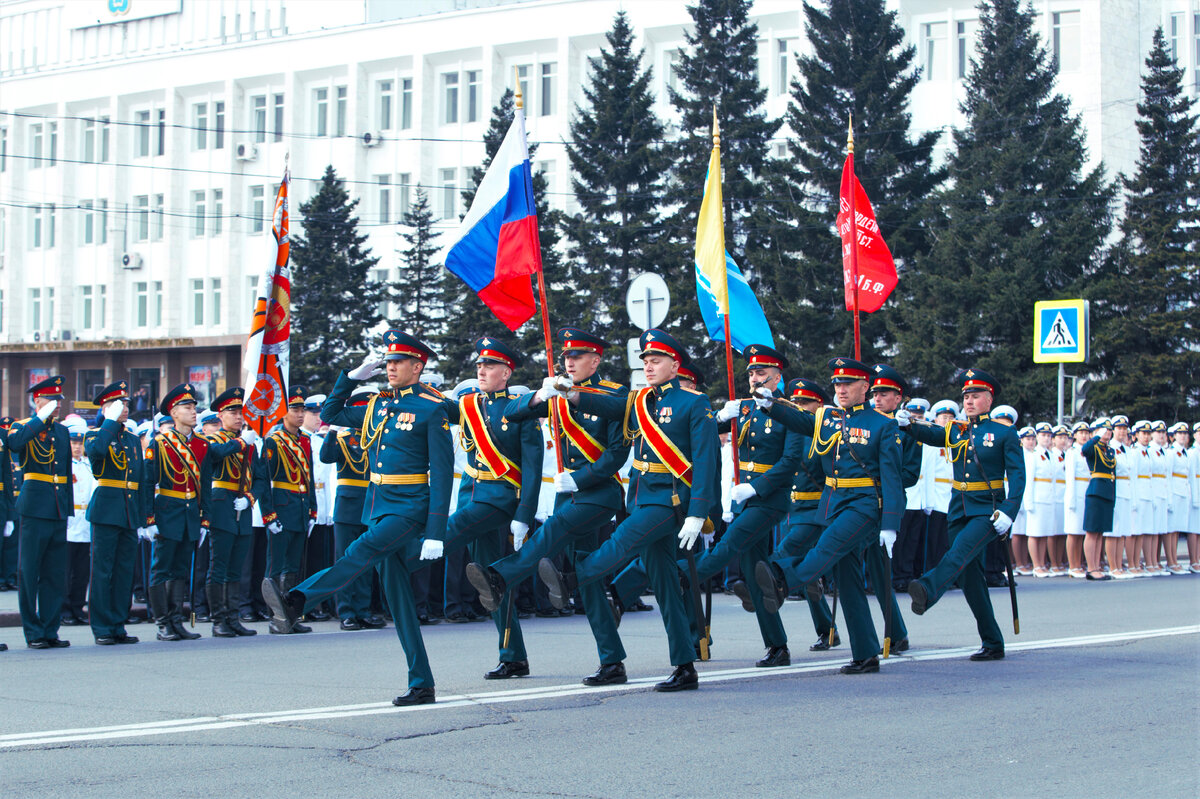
[1081,427,1116,534]
[319,413,374,625]
[83,381,144,643]
[757,358,906,672]
[8,376,73,647]
[0,417,20,593]
[142,383,212,641]
[904,368,1025,658]
[466,327,630,680]
[258,387,317,595]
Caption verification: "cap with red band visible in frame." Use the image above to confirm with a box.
[743,344,788,372]
[957,367,999,395]
[92,380,129,406]
[29,375,65,400]
[638,328,687,363]
[212,387,245,412]
[382,329,436,363]
[827,357,870,384]
[558,327,608,356]
[786,377,830,405]
[474,336,521,370]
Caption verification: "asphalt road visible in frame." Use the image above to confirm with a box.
[1,576,1197,798]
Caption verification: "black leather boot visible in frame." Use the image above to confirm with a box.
[208,583,237,637]
[281,574,311,633]
[150,583,181,641]
[223,584,257,636]
[169,580,201,639]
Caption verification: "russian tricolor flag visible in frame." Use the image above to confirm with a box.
[444,108,541,331]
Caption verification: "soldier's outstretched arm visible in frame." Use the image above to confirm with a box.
[576,388,631,423]
[6,416,47,451]
[764,401,815,435]
[318,430,341,465]
[502,391,547,423]
[906,419,951,448]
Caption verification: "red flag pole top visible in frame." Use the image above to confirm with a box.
[846,118,861,360]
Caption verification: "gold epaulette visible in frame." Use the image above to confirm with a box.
[418,393,443,403]
[419,383,445,398]
[599,380,623,389]
[679,386,703,395]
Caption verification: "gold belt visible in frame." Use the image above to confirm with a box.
[740,461,774,474]
[369,473,428,485]
[952,479,1005,491]
[338,478,370,488]
[825,476,878,489]
[934,478,952,484]
[1172,473,1188,479]
[791,490,822,501]
[212,480,241,491]
[74,504,87,511]
[1115,476,1129,480]
[1137,475,1150,479]
[1034,478,1053,483]
[158,488,197,500]
[271,481,307,493]
[632,459,672,474]
[1091,472,1114,480]
[97,478,139,490]
[24,473,68,485]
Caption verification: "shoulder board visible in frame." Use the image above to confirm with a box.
[679,386,703,395]
[419,383,445,398]
[599,380,623,389]
[418,394,443,403]
[13,417,31,427]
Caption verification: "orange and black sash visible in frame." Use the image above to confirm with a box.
[633,388,692,487]
[460,393,521,489]
[272,430,311,487]
[160,429,202,489]
[554,396,605,463]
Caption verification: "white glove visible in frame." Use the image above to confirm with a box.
[730,482,757,504]
[752,387,774,410]
[879,529,897,557]
[722,512,734,524]
[3,521,13,538]
[677,516,704,549]
[701,532,715,548]
[267,520,283,535]
[36,400,59,421]
[102,400,125,422]
[348,354,385,381]
[419,539,443,560]
[307,519,316,537]
[895,409,912,428]
[553,471,578,494]
[991,510,1014,535]
[715,402,741,423]
[199,528,207,547]
[143,524,159,541]
[510,521,529,551]
[233,496,250,512]
[240,428,257,445]
[136,527,148,540]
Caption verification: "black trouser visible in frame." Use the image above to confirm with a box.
[190,536,210,614]
[63,541,91,620]
[894,509,928,584]
[410,558,444,618]
[925,511,949,574]
[0,517,19,584]
[238,526,269,615]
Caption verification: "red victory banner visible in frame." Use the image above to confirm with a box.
[837,152,897,314]
[243,166,292,435]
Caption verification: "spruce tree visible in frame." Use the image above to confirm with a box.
[394,189,447,339]
[888,0,1114,413]
[289,165,388,393]
[1087,27,1200,419]
[563,10,670,361]
[756,0,944,371]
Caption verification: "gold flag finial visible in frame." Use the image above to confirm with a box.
[847,114,854,154]
[712,104,720,148]
[514,67,524,111]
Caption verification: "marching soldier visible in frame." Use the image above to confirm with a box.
[8,376,74,649]
[539,328,719,691]
[63,418,95,627]
[753,358,905,675]
[895,368,1025,661]
[84,381,144,644]
[465,327,631,686]
[263,330,453,706]
[0,417,17,605]
[258,386,318,634]
[1080,418,1117,580]
[141,383,211,641]
[201,387,263,637]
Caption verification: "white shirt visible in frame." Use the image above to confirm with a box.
[68,456,96,543]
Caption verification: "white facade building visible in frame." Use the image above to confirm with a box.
[0,0,1196,414]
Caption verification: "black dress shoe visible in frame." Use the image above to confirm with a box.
[45,638,71,649]
[194,612,211,623]
[582,662,627,687]
[392,686,435,706]
[114,633,139,644]
[360,615,387,629]
[840,656,879,674]
[535,608,558,618]
[754,561,787,614]
[537,558,573,610]
[0,642,7,651]
[731,580,755,612]
[892,637,909,653]
[418,615,440,626]
[95,635,118,645]
[485,661,530,680]
[630,599,654,612]
[444,613,470,623]
[969,646,1005,661]
[654,662,698,692]
[893,579,910,593]
[756,646,791,668]
[340,618,364,631]
[60,615,85,626]
[27,639,49,649]
[465,563,506,613]
[810,631,841,651]
[305,609,332,622]
[908,581,929,615]
[291,621,312,634]
[239,611,259,622]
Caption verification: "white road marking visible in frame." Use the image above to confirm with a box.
[3,625,1195,749]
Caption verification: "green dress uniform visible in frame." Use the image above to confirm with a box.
[466,327,630,680]
[320,422,373,624]
[0,417,20,595]
[8,376,73,646]
[756,358,906,672]
[267,330,453,702]
[257,387,317,595]
[83,381,145,643]
[904,368,1025,658]
[1081,427,1116,534]
[142,384,213,641]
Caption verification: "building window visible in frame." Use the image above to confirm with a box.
[100,117,111,161]
[401,78,413,129]
[83,119,97,162]
[314,87,329,137]
[0,289,4,332]
[398,173,412,219]
[0,126,7,172]
[211,189,223,236]
[97,199,108,244]
[153,281,164,326]
[443,73,459,124]
[1051,11,1080,73]
[32,205,43,248]
[81,285,94,330]
[98,285,107,328]
[81,200,95,244]
[48,122,58,166]
[440,168,457,219]
[194,102,208,150]
[30,288,41,332]
[214,102,225,149]
[134,195,150,242]
[1193,14,1199,95]
[335,87,347,137]
[153,194,164,240]
[540,62,557,116]
[375,175,391,224]
[776,39,790,94]
[136,110,152,156]
[192,279,205,325]
[211,278,222,326]
[372,268,391,319]
[30,122,43,167]
[273,93,285,142]
[44,204,56,248]
[466,70,480,123]
[156,110,166,156]
[252,95,267,143]
[251,185,265,233]
[47,288,55,330]
[923,22,947,81]
[514,64,531,107]
[956,21,973,80]
[1169,13,1183,62]
[134,282,148,328]
[536,160,555,193]
[193,191,206,237]
[378,79,394,130]
[665,49,680,93]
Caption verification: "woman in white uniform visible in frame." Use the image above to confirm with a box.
[1063,421,1091,578]
[1147,421,1170,574]
[1108,416,1135,578]
[1129,421,1156,575]
[1188,422,1200,572]
[1027,422,1059,576]
[1050,425,1070,575]
[1165,422,1192,574]
[1010,424,1036,573]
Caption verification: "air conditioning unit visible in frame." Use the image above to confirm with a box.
[235,141,258,161]
[59,330,73,342]
[121,252,143,270]
[361,131,384,148]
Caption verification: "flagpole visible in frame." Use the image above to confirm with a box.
[846,117,861,361]
[711,107,740,485]
[516,70,564,472]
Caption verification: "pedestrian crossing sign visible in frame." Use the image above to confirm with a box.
[1033,299,1089,363]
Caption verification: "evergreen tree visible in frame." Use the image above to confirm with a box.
[756,0,944,371]
[662,0,782,378]
[289,165,388,393]
[888,0,1114,414]
[1087,27,1200,419]
[563,10,670,359]
[394,189,447,339]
